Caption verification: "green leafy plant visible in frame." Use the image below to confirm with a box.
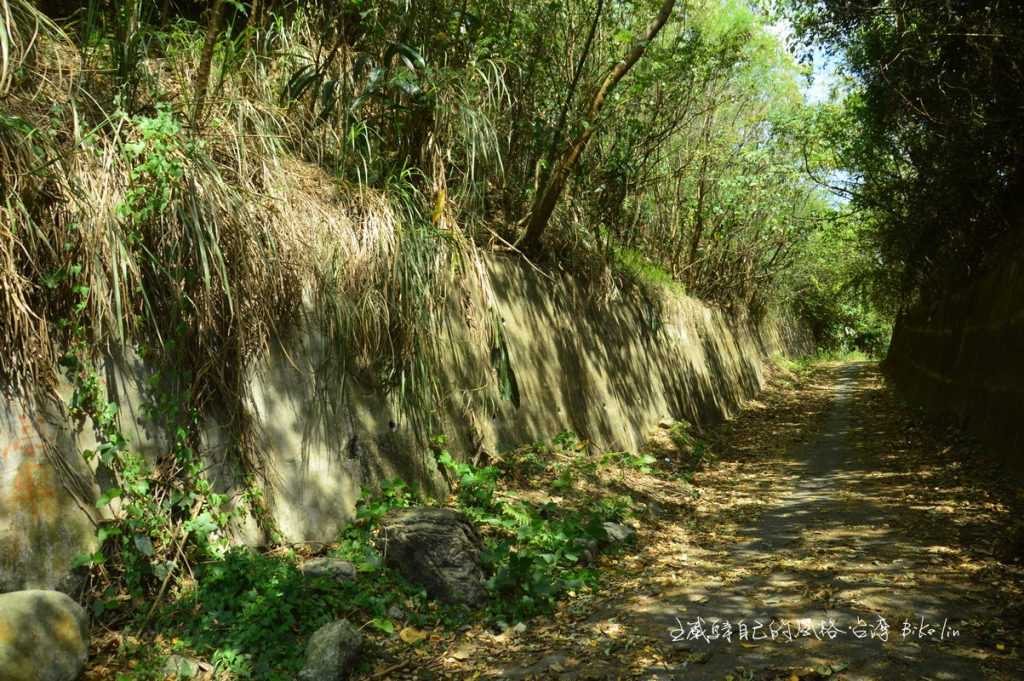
[164,548,323,679]
[160,539,433,679]
[118,106,191,227]
[601,450,658,474]
[64,345,243,601]
[58,238,247,614]
[480,504,608,623]
[435,437,629,623]
[436,440,500,512]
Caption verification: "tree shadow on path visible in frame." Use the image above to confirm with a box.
[488,362,1024,681]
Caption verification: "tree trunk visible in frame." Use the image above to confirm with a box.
[192,0,227,128]
[542,0,605,189]
[687,154,709,287]
[686,108,714,288]
[520,0,678,253]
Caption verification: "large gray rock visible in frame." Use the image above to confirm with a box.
[0,590,89,681]
[298,619,362,681]
[375,507,487,605]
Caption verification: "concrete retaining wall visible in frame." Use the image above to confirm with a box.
[1,257,811,591]
[884,252,1024,476]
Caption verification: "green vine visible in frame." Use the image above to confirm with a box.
[61,324,241,606]
[55,106,268,615]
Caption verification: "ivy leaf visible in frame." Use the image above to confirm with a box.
[96,487,122,507]
[369,618,395,634]
[153,559,176,582]
[97,525,121,545]
[133,534,155,557]
[71,551,101,569]
[185,511,219,540]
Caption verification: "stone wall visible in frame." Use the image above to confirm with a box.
[0,257,811,591]
[884,251,1024,476]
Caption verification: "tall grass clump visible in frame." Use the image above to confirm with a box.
[1,0,505,595]
[1,0,71,389]
[1,0,504,408]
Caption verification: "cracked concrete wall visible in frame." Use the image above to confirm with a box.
[1,257,811,590]
[884,251,1024,477]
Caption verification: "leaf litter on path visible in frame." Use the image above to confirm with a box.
[368,362,1024,680]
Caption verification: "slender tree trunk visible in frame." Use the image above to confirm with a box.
[542,0,604,188]
[520,0,678,253]
[192,0,227,128]
[686,108,714,288]
[249,0,261,49]
[502,24,546,220]
[687,154,709,287]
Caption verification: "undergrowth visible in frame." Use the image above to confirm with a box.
[773,351,872,383]
[92,429,686,679]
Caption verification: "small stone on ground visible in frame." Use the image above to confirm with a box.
[298,619,362,681]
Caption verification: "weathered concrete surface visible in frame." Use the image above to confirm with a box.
[242,258,810,544]
[0,396,97,593]
[0,345,168,592]
[1,257,810,591]
[884,251,1024,476]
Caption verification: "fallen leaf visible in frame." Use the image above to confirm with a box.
[451,643,476,660]
[399,627,428,644]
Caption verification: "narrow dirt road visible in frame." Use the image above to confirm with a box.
[477,363,1024,680]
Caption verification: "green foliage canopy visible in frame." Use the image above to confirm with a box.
[786,0,1024,302]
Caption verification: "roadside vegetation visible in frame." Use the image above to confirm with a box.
[84,424,710,679]
[1,1,885,665]
[786,0,1024,307]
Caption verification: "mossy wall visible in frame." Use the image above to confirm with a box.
[884,250,1024,477]
[0,257,811,590]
